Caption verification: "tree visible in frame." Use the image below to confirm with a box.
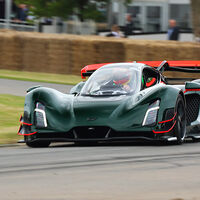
[190,0,200,38]
[75,0,108,22]
[14,0,131,22]
[14,0,76,19]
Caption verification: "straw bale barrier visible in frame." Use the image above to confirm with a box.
[0,30,200,78]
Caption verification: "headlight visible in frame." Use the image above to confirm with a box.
[34,102,47,128]
[142,100,160,126]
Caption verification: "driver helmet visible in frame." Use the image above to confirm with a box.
[112,68,131,85]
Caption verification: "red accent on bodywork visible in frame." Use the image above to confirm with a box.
[81,63,111,79]
[17,125,37,136]
[158,113,177,124]
[81,60,200,79]
[18,115,36,135]
[21,122,33,126]
[18,131,37,136]
[153,121,176,134]
[138,60,200,67]
[184,89,200,93]
[19,114,32,126]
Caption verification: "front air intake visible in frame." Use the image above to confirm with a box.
[34,102,47,128]
[73,126,110,139]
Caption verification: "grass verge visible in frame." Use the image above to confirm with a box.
[0,69,83,85]
[0,94,24,144]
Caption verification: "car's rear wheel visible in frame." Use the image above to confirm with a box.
[24,136,51,148]
[174,95,186,145]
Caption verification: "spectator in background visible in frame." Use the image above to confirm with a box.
[106,24,123,38]
[168,19,179,41]
[17,4,28,21]
[124,14,134,38]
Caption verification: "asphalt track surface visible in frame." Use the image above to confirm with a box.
[1,78,200,200]
[0,78,73,96]
[1,141,200,200]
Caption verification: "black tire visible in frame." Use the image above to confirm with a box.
[174,95,186,145]
[24,136,51,148]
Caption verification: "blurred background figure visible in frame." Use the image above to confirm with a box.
[168,19,179,41]
[106,24,123,38]
[124,14,134,38]
[17,4,28,21]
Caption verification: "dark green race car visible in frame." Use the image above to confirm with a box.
[18,61,200,147]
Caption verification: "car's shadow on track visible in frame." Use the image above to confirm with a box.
[49,138,197,148]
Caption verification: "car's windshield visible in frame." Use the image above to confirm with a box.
[81,65,140,96]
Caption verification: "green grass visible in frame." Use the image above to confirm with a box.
[0,69,83,85]
[0,94,24,144]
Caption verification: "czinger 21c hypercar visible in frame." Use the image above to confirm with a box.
[18,60,200,147]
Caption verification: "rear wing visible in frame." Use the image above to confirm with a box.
[81,60,200,79]
[81,63,111,78]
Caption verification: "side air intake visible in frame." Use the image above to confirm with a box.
[185,94,200,125]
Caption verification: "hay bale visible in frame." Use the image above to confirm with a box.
[124,39,200,62]
[21,35,50,72]
[70,37,96,75]
[48,37,73,74]
[0,31,22,70]
[0,31,200,79]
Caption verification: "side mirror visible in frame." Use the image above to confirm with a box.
[157,60,169,73]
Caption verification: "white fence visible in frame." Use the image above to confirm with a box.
[42,19,96,35]
[0,18,96,35]
[0,19,37,32]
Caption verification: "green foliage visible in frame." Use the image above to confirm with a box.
[75,0,108,22]
[15,0,75,18]
[14,0,131,21]
[124,0,132,5]
[82,4,106,22]
[46,0,76,19]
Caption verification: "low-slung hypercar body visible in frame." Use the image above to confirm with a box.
[18,60,200,147]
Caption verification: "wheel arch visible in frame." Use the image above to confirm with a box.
[178,90,186,107]
[154,85,184,124]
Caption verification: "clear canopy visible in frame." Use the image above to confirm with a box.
[81,65,140,96]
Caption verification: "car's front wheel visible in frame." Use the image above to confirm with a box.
[24,136,51,148]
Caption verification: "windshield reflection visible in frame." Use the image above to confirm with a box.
[81,65,140,96]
